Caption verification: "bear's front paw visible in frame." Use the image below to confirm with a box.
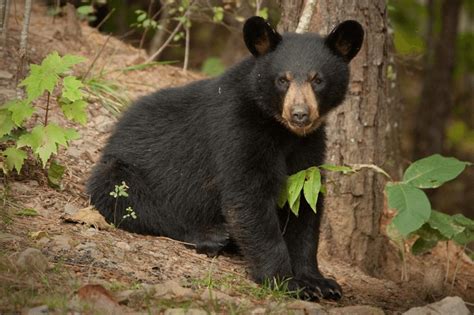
[288,276,342,301]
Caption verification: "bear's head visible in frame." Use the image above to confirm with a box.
[243,16,364,136]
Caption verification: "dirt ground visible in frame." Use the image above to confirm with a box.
[1,3,473,314]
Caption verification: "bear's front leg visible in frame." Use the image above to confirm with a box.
[282,194,342,300]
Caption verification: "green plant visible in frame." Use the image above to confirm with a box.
[0,52,87,177]
[132,9,159,31]
[279,154,474,260]
[278,164,351,216]
[109,181,137,227]
[77,5,96,22]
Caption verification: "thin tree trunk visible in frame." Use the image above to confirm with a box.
[17,0,31,91]
[0,0,10,54]
[413,0,462,159]
[279,0,401,274]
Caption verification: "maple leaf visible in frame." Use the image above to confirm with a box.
[0,108,15,138]
[19,63,59,102]
[62,76,85,102]
[61,99,87,125]
[2,147,27,173]
[6,99,35,126]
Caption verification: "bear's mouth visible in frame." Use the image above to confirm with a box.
[276,115,324,136]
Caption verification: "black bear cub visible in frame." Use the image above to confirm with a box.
[88,17,363,300]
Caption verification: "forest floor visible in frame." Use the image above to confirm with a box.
[0,3,473,315]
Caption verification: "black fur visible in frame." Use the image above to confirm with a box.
[87,17,363,301]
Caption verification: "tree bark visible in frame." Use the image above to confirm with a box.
[279,0,401,274]
[277,0,304,33]
[413,0,462,159]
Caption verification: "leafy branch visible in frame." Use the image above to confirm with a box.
[1,52,87,178]
[279,154,474,265]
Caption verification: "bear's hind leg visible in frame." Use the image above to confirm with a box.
[87,157,161,235]
[186,225,231,257]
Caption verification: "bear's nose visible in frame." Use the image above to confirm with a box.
[291,106,310,126]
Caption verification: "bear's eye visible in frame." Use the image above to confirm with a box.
[276,77,289,87]
[311,75,323,85]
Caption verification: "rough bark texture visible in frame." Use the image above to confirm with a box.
[279,0,401,274]
[277,0,304,33]
[312,1,400,275]
[413,0,461,159]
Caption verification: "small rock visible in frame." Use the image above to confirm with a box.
[16,248,48,273]
[116,241,131,251]
[10,182,30,195]
[67,146,83,159]
[250,307,267,315]
[403,296,470,315]
[22,304,49,315]
[51,235,72,251]
[95,115,114,133]
[154,280,195,299]
[64,203,80,215]
[328,305,385,315]
[0,232,20,243]
[164,309,207,315]
[287,300,328,315]
[0,70,13,79]
[200,289,234,303]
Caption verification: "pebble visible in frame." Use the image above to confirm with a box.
[16,248,48,273]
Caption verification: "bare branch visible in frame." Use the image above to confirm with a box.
[182,15,190,72]
[146,1,195,63]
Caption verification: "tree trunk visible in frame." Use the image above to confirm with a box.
[277,0,304,33]
[413,0,461,159]
[279,0,401,274]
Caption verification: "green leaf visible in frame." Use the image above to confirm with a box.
[452,229,474,246]
[63,128,80,141]
[2,147,27,173]
[257,7,268,20]
[137,13,147,22]
[6,100,35,126]
[60,99,87,125]
[411,237,438,255]
[452,214,474,230]
[386,182,431,236]
[16,208,39,216]
[18,124,77,167]
[61,54,87,71]
[289,194,301,216]
[62,76,84,102]
[0,108,15,137]
[287,170,306,209]
[277,183,288,209]
[403,154,470,188]
[17,126,43,151]
[201,57,225,77]
[303,167,321,213]
[428,210,465,239]
[319,164,353,174]
[212,7,224,22]
[77,5,94,16]
[47,160,65,188]
[414,223,446,241]
[20,63,59,101]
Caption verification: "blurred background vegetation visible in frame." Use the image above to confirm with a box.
[50,0,473,218]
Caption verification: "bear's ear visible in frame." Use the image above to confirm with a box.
[325,20,364,62]
[243,16,282,57]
